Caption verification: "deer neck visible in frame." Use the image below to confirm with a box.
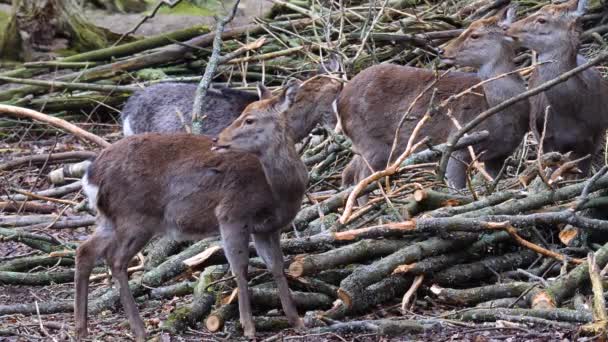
[536,41,579,80]
[533,41,583,115]
[258,135,307,203]
[478,50,525,107]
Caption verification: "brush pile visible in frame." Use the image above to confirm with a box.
[2,0,608,340]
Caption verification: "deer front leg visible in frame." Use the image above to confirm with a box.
[220,222,255,337]
[253,230,304,328]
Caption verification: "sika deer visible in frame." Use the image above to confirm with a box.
[75,80,307,340]
[506,0,608,175]
[440,5,529,185]
[338,6,528,189]
[122,74,342,140]
[121,83,258,136]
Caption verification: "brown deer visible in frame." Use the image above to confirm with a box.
[75,80,307,340]
[339,5,528,189]
[506,0,608,175]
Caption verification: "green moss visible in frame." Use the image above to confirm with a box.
[161,306,192,333]
[135,68,167,81]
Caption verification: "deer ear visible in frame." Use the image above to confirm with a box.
[256,83,272,100]
[276,79,302,112]
[571,0,587,17]
[322,53,342,74]
[498,4,518,29]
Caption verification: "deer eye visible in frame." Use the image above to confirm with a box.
[537,18,547,24]
[244,118,255,125]
[470,33,480,40]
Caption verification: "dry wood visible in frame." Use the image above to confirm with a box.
[288,239,409,277]
[430,282,533,306]
[0,151,96,171]
[0,201,56,214]
[581,252,608,337]
[0,105,109,148]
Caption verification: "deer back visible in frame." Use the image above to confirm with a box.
[338,64,486,162]
[121,83,259,136]
[86,134,274,239]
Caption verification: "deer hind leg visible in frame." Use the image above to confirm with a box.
[74,220,112,339]
[220,222,255,337]
[106,226,152,342]
[253,230,303,328]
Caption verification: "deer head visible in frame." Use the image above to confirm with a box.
[441,5,519,68]
[215,80,301,153]
[506,0,586,54]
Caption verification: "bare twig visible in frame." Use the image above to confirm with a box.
[0,105,110,148]
[191,0,242,134]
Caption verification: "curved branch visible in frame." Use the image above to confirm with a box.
[0,104,110,148]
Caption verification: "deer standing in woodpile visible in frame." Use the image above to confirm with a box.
[75,80,309,340]
[338,4,528,191]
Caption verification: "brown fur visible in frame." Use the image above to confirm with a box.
[339,63,527,188]
[340,7,529,189]
[507,0,608,175]
[288,76,343,138]
[75,82,309,340]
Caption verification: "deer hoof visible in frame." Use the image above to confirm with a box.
[76,326,88,341]
[244,326,256,339]
[296,318,305,329]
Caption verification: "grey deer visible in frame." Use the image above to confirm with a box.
[122,60,343,138]
[75,80,308,341]
[121,83,258,136]
[506,0,608,174]
[339,5,528,190]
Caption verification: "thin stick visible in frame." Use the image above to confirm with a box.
[495,224,584,264]
[0,104,110,148]
[401,274,424,313]
[191,0,241,134]
[114,0,183,46]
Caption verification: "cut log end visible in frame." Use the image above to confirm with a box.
[337,288,353,309]
[531,291,557,310]
[414,189,428,202]
[392,263,415,275]
[288,261,305,278]
[205,314,224,332]
[429,284,443,295]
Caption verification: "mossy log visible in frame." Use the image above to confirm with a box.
[337,237,473,309]
[430,282,534,306]
[288,239,410,278]
[309,318,426,336]
[393,231,511,276]
[0,255,74,272]
[452,308,592,324]
[432,249,538,286]
[529,241,608,309]
[0,270,74,285]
